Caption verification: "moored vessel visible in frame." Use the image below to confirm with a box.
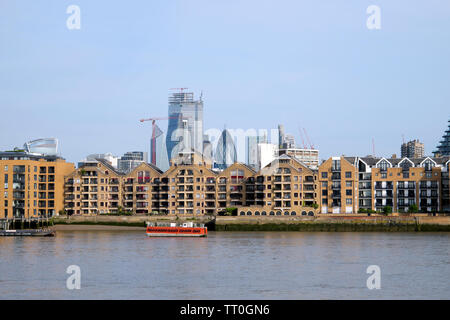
[0,229,56,237]
[146,222,207,237]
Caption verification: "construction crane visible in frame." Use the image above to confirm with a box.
[297,126,307,149]
[303,128,315,150]
[169,88,189,92]
[140,115,192,165]
[140,117,177,165]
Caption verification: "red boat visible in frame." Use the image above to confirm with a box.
[146,222,207,237]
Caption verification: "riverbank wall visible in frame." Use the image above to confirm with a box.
[52,214,450,232]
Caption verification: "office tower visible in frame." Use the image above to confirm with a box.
[118,151,148,173]
[258,143,278,170]
[247,133,268,170]
[284,134,296,149]
[433,119,450,156]
[150,124,169,172]
[215,129,237,170]
[278,148,320,169]
[166,91,203,161]
[23,138,58,156]
[278,124,285,148]
[203,134,213,160]
[401,139,425,158]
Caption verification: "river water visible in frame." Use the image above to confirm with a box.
[0,231,448,299]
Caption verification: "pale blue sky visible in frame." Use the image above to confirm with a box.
[1,0,449,163]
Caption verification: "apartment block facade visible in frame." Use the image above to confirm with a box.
[319,156,450,213]
[64,153,320,216]
[0,152,75,219]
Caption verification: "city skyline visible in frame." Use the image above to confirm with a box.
[1,1,449,163]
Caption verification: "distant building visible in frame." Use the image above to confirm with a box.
[23,138,58,156]
[150,124,169,172]
[257,143,278,170]
[118,151,148,173]
[203,134,213,160]
[83,153,119,168]
[401,139,424,158]
[284,134,296,149]
[278,124,285,148]
[215,129,237,170]
[166,91,203,161]
[433,119,450,156]
[246,133,268,170]
[278,148,319,169]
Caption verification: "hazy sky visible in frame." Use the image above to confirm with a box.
[1,0,449,163]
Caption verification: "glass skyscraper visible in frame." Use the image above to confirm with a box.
[151,124,169,172]
[23,138,58,156]
[215,129,237,170]
[433,119,450,156]
[166,91,203,161]
[247,133,268,170]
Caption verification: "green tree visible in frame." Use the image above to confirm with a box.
[408,204,419,213]
[225,207,237,216]
[383,206,392,215]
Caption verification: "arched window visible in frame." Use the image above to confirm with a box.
[269,211,275,216]
[261,211,267,216]
[246,211,252,216]
[400,160,413,171]
[308,211,314,216]
[291,211,296,216]
[276,211,282,216]
[284,211,289,215]
[423,159,435,171]
[255,211,260,216]
[377,159,390,172]
[240,211,245,216]
[301,211,307,216]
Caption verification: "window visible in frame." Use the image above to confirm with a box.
[322,182,328,188]
[346,189,352,196]
[346,199,352,205]
[4,166,8,171]
[345,172,352,178]
[332,160,341,171]
[322,172,328,179]
[346,181,352,187]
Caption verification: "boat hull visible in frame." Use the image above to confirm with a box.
[0,229,56,237]
[146,226,207,237]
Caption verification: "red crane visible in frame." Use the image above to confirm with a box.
[140,117,177,165]
[297,126,307,149]
[303,128,315,150]
[140,115,192,165]
[169,88,189,92]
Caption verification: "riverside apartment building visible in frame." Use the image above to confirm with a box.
[64,152,320,216]
[318,156,450,213]
[0,151,75,219]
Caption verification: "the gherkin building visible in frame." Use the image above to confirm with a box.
[433,119,450,156]
[215,129,237,170]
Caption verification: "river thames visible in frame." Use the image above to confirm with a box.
[0,230,448,299]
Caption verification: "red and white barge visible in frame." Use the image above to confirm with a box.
[146,222,208,237]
